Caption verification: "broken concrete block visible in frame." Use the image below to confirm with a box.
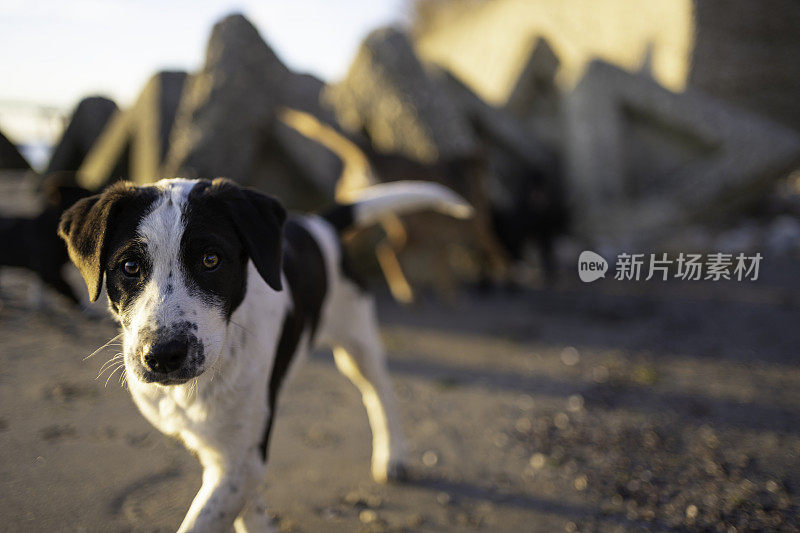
[78,71,187,189]
[564,60,800,242]
[324,27,478,164]
[504,37,564,151]
[690,0,800,133]
[46,96,117,174]
[0,129,30,171]
[162,13,340,210]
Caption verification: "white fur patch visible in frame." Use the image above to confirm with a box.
[120,179,227,387]
[350,181,474,227]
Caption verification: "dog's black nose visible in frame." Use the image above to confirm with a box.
[142,339,188,374]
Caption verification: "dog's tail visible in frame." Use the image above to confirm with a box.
[322,181,474,233]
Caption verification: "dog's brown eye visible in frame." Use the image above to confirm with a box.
[123,260,140,276]
[202,253,219,270]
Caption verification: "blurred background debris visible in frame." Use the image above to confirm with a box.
[3,1,800,291]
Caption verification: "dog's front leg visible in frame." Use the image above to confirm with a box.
[233,482,273,533]
[177,455,266,533]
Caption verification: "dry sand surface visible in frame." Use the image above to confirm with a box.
[1,175,799,532]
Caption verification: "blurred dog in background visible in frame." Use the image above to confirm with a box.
[0,172,92,308]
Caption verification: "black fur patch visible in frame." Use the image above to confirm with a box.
[321,203,354,233]
[105,239,153,318]
[320,203,366,291]
[182,179,286,319]
[259,219,328,460]
[180,192,250,320]
[188,179,286,291]
[59,182,159,304]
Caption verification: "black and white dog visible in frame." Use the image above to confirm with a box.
[58,177,471,532]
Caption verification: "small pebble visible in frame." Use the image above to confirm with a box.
[529,453,546,469]
[344,491,362,506]
[493,432,509,447]
[592,365,609,383]
[422,450,439,467]
[567,394,584,412]
[516,394,535,410]
[405,513,424,528]
[322,508,340,520]
[515,417,532,432]
[359,509,378,524]
[560,346,580,366]
[685,504,698,520]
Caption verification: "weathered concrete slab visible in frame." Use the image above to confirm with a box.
[504,37,564,150]
[324,27,478,165]
[46,97,117,175]
[0,129,30,171]
[690,0,800,133]
[162,14,340,210]
[78,71,187,190]
[564,60,800,242]
[438,67,555,174]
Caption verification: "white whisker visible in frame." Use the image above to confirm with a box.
[105,364,125,388]
[97,361,123,382]
[84,333,124,361]
[96,353,124,377]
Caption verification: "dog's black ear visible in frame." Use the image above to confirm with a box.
[197,178,287,291]
[58,181,146,302]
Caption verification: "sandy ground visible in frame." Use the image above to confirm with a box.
[1,175,799,532]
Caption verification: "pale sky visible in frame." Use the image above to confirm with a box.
[0,0,407,145]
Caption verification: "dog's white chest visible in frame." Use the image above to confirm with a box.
[129,381,205,438]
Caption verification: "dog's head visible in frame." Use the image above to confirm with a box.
[58,178,286,385]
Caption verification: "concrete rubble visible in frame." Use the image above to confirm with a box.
[46,97,118,175]
[162,14,341,211]
[0,129,30,171]
[26,10,800,281]
[324,27,478,166]
[78,72,187,189]
[563,60,800,244]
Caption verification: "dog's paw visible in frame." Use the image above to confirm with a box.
[386,460,410,483]
[373,459,410,484]
[234,509,277,533]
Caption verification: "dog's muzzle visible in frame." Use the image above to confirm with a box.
[134,324,204,385]
[142,338,188,374]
